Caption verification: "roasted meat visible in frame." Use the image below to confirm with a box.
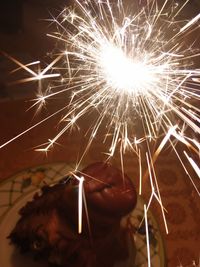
[9,162,137,267]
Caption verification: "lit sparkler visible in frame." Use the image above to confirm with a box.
[1,0,200,235]
[1,1,200,266]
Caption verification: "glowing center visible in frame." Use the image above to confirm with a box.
[100,45,155,94]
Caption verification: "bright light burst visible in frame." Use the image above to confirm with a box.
[1,0,200,232]
[42,0,200,157]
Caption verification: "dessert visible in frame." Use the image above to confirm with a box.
[9,162,137,267]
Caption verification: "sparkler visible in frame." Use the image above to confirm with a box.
[2,1,199,151]
[1,0,200,262]
[1,0,200,223]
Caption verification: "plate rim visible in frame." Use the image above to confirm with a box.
[0,161,73,222]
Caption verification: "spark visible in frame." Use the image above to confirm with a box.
[139,148,142,195]
[77,175,84,234]
[146,151,168,234]
[180,13,200,33]
[0,106,67,149]
[184,151,200,178]
[71,173,85,234]
[144,204,151,267]
[1,51,60,85]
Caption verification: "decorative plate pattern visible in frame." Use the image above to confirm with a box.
[0,162,166,267]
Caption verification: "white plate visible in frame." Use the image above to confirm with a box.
[0,162,166,267]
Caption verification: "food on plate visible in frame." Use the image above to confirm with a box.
[9,162,137,267]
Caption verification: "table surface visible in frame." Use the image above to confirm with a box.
[0,99,200,267]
